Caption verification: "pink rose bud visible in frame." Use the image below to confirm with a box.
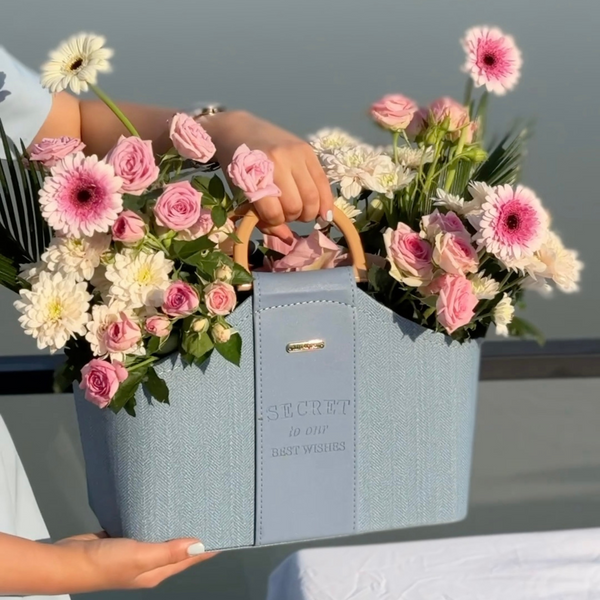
[106,136,159,195]
[214,264,233,282]
[145,315,171,337]
[192,317,210,333]
[370,94,419,132]
[29,136,86,168]
[421,209,470,240]
[383,223,434,287]
[433,232,479,276]
[79,359,129,408]
[204,281,237,316]
[211,322,232,344]
[436,274,479,334]
[104,313,142,353]
[227,144,281,203]
[169,113,216,163]
[112,210,146,244]
[162,281,200,317]
[427,97,476,142]
[154,181,202,231]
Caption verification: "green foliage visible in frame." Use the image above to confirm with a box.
[215,332,242,366]
[143,367,170,404]
[507,316,545,346]
[110,368,146,414]
[182,331,214,362]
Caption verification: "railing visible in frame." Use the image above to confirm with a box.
[0,339,599,395]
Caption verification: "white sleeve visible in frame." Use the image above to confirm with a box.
[0,46,52,159]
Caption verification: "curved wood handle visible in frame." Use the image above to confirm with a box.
[233,206,368,288]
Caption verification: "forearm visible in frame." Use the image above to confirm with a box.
[0,533,74,596]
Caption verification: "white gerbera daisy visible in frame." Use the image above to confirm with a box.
[14,271,91,353]
[470,273,500,300]
[309,128,360,156]
[42,233,111,282]
[86,302,144,361]
[106,250,173,308]
[334,198,362,222]
[433,189,466,213]
[493,293,515,337]
[41,33,113,94]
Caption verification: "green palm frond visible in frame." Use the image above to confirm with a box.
[0,121,50,264]
[473,122,531,189]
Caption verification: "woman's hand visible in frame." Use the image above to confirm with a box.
[55,531,216,592]
[0,531,216,596]
[200,110,334,242]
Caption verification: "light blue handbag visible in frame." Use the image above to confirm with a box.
[75,210,481,551]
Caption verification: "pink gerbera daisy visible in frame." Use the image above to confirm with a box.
[39,152,124,238]
[461,26,523,95]
[472,184,549,262]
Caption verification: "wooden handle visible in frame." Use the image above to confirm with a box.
[233,206,368,289]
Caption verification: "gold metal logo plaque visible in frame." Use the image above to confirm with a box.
[286,339,325,353]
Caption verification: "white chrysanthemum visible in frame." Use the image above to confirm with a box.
[309,128,360,156]
[369,159,415,199]
[334,198,362,222]
[466,181,494,214]
[534,231,583,293]
[493,293,515,337]
[86,302,144,361]
[14,271,91,353]
[395,146,435,169]
[323,145,383,199]
[41,33,113,94]
[42,233,111,282]
[105,250,174,308]
[470,273,501,300]
[433,189,466,213]
[19,262,46,286]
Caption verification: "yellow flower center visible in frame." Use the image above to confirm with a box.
[135,265,153,285]
[47,299,64,322]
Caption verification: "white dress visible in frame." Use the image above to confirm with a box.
[0,46,69,600]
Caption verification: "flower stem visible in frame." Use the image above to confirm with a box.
[89,83,140,137]
[444,126,470,192]
[392,131,400,164]
[128,356,158,372]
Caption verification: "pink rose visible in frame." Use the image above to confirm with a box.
[104,313,142,354]
[433,233,479,275]
[177,207,212,241]
[428,97,477,142]
[106,136,159,195]
[154,181,201,231]
[204,281,237,316]
[29,136,85,168]
[406,108,428,140]
[421,210,470,240]
[383,224,434,287]
[112,210,146,244]
[162,281,199,317]
[145,315,171,337]
[169,113,216,163]
[227,144,281,203]
[80,359,128,408]
[263,231,347,273]
[436,274,479,334]
[370,94,418,131]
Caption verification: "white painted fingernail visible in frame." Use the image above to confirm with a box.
[315,217,328,230]
[187,542,205,556]
[326,210,333,222]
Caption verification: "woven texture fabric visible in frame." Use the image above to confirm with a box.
[75,297,256,551]
[75,286,480,550]
[354,291,480,532]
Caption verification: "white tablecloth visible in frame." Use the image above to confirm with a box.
[268,528,600,600]
[0,416,69,599]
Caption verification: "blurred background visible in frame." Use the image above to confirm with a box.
[0,0,599,598]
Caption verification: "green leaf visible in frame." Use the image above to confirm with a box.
[143,367,170,403]
[53,360,77,393]
[122,194,147,211]
[109,368,146,414]
[171,235,216,261]
[184,251,233,278]
[507,316,545,346]
[367,264,390,293]
[182,331,214,360]
[209,175,226,201]
[124,398,137,417]
[146,335,162,355]
[231,262,253,286]
[215,332,242,366]
[211,204,227,228]
[191,176,212,195]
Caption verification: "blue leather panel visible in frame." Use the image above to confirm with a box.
[253,268,357,545]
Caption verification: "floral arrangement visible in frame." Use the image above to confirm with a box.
[0,27,582,417]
